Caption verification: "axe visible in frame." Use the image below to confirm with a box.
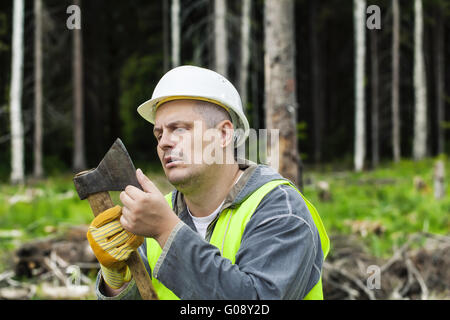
[73,138,158,300]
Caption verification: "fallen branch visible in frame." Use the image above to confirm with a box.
[405,257,428,300]
[324,261,376,300]
[43,256,68,285]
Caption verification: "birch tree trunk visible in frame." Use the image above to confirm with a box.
[214,0,228,77]
[162,0,170,72]
[264,0,300,186]
[353,0,366,172]
[33,0,44,179]
[392,0,401,162]
[239,0,251,109]
[434,6,444,155]
[370,30,379,168]
[10,0,25,184]
[171,0,180,67]
[73,0,86,172]
[413,0,427,161]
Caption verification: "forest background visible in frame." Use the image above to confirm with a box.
[0,0,449,300]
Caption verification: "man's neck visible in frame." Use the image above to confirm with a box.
[184,164,242,217]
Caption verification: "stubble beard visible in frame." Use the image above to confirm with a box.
[167,163,207,195]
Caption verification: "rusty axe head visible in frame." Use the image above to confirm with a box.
[73,138,142,200]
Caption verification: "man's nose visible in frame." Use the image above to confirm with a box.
[158,131,176,150]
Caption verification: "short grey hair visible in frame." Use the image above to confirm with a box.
[193,100,232,128]
[193,100,239,152]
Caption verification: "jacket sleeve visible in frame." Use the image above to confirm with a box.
[152,184,323,300]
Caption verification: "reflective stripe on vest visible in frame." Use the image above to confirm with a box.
[146,179,330,300]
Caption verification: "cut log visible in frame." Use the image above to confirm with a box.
[317,181,332,202]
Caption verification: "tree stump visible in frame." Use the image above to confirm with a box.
[317,181,332,202]
[434,160,445,199]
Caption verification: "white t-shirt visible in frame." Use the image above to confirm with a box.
[187,171,243,239]
[188,199,224,239]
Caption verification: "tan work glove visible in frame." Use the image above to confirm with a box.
[86,205,144,289]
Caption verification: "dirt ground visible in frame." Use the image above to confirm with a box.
[323,233,450,300]
[1,227,449,300]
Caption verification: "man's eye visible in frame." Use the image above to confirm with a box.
[174,127,186,133]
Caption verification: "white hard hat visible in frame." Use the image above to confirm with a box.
[137,65,250,147]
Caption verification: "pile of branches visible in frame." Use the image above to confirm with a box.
[323,232,450,300]
[0,226,99,300]
[2,225,449,300]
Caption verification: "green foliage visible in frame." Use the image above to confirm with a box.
[297,121,309,160]
[303,158,450,258]
[296,121,307,141]
[0,167,173,279]
[0,169,173,252]
[2,157,448,262]
[43,155,69,176]
[0,176,92,240]
[0,157,448,287]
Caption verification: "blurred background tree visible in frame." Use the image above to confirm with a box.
[0,0,448,181]
[0,0,449,300]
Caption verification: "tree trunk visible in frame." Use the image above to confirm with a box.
[10,0,25,184]
[250,2,259,130]
[73,0,86,172]
[392,0,401,163]
[264,0,300,186]
[162,0,170,72]
[433,160,445,199]
[353,0,366,172]
[239,0,251,110]
[251,62,259,130]
[171,0,180,67]
[214,0,228,77]
[310,0,323,164]
[370,30,379,168]
[33,0,44,179]
[413,0,427,161]
[434,5,444,155]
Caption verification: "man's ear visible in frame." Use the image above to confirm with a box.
[217,120,235,148]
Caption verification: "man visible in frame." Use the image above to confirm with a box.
[88,65,329,300]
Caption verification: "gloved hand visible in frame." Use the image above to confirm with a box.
[86,205,144,289]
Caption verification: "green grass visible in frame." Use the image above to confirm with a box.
[0,158,448,265]
[303,157,450,258]
[0,167,173,266]
[0,174,91,240]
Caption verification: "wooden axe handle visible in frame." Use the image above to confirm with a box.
[87,191,158,300]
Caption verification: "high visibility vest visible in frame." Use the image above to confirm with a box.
[146,179,330,300]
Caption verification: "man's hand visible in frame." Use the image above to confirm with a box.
[86,205,143,289]
[120,168,181,248]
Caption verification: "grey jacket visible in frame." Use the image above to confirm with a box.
[96,160,324,300]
